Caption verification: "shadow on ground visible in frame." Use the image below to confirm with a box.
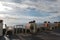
[6,35,20,40]
[0,36,6,40]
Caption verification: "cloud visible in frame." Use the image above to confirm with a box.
[0,13,45,25]
[1,0,59,13]
[0,1,13,12]
[0,0,60,26]
[13,0,58,13]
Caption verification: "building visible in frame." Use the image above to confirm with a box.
[54,22,60,28]
[44,21,49,27]
[43,21,52,30]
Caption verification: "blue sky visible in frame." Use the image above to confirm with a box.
[0,0,60,26]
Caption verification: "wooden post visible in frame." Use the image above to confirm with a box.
[19,26,20,33]
[16,26,17,34]
[12,27,14,35]
[22,25,23,33]
[25,29,27,34]
[5,24,8,35]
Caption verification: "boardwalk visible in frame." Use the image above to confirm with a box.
[0,31,60,40]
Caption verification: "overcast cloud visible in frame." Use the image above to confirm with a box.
[0,0,60,26]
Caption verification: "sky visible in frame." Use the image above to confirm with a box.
[0,0,60,26]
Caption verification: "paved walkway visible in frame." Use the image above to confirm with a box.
[50,31,60,36]
[0,35,20,40]
[0,31,60,40]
